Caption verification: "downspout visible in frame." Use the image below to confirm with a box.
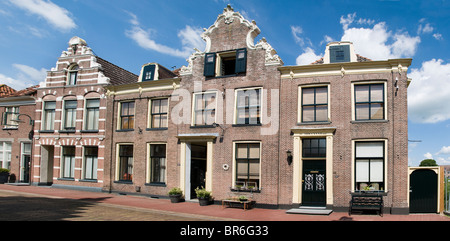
[390,69,396,212]
[109,93,116,193]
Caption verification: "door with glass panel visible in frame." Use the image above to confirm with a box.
[301,138,326,206]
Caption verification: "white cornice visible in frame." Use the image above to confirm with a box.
[279,59,412,79]
[105,78,181,96]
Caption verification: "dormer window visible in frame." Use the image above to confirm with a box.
[204,48,247,77]
[142,64,155,81]
[68,65,79,85]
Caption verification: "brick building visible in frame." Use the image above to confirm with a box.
[102,5,411,214]
[2,5,412,214]
[32,37,137,190]
[0,85,37,183]
[279,42,411,214]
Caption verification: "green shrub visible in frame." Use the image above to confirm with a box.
[168,187,182,195]
[0,168,9,173]
[195,186,211,199]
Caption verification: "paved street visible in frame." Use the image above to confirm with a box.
[0,184,449,222]
[0,188,232,221]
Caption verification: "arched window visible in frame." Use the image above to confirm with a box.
[67,65,79,85]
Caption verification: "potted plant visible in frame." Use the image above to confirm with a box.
[0,168,10,184]
[168,187,183,203]
[195,186,212,206]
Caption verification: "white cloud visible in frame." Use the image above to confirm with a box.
[436,146,450,155]
[341,21,420,60]
[0,64,47,90]
[125,13,205,58]
[433,33,443,40]
[9,0,76,32]
[424,152,433,159]
[408,59,450,123]
[296,47,323,65]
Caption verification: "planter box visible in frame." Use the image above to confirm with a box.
[198,197,210,206]
[169,194,183,203]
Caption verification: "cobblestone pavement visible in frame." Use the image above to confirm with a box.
[0,189,233,221]
[0,184,449,222]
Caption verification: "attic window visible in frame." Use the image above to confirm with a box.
[142,64,156,81]
[67,65,79,85]
[204,48,247,77]
[329,45,350,63]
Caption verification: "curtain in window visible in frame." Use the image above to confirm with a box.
[43,101,56,130]
[85,99,100,130]
[355,142,384,190]
[62,147,75,178]
[84,147,98,180]
[64,100,77,129]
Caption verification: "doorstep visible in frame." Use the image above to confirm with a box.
[286,206,333,215]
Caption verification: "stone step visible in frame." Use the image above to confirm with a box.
[286,206,333,215]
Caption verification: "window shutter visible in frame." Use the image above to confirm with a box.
[235,48,247,74]
[203,53,216,77]
[329,45,350,63]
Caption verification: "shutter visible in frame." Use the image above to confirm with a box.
[235,48,247,74]
[203,53,216,77]
[329,45,350,63]
[142,64,156,81]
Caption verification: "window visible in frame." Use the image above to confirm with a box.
[2,107,19,128]
[85,99,100,130]
[0,142,11,169]
[149,144,166,184]
[150,99,168,128]
[236,88,261,125]
[83,146,98,180]
[355,141,385,191]
[120,102,135,130]
[62,146,75,178]
[43,101,56,131]
[329,45,350,63]
[235,143,260,189]
[63,100,77,130]
[68,65,79,85]
[301,86,328,122]
[355,84,384,120]
[193,92,216,126]
[118,145,133,182]
[142,64,155,81]
[302,138,326,158]
[204,48,247,77]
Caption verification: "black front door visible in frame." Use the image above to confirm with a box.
[302,160,326,206]
[22,155,30,183]
[410,169,438,213]
[190,144,207,199]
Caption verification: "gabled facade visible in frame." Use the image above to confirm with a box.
[0,85,37,183]
[32,37,137,190]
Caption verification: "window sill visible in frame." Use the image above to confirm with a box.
[39,130,55,133]
[79,179,98,183]
[232,123,262,127]
[114,180,133,184]
[190,125,215,129]
[297,121,332,126]
[57,178,75,181]
[2,127,18,130]
[59,130,76,133]
[80,130,99,133]
[351,120,389,124]
[116,129,134,132]
[230,188,261,193]
[145,182,166,187]
[146,127,168,131]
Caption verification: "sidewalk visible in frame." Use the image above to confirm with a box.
[0,184,449,221]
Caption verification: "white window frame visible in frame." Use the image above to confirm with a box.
[191,91,218,126]
[351,81,387,121]
[298,84,331,123]
[234,87,263,125]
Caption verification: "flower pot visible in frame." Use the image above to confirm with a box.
[169,194,182,203]
[0,172,9,184]
[198,197,210,206]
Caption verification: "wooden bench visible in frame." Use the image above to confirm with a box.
[222,193,254,211]
[349,194,383,216]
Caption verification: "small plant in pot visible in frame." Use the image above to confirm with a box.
[0,168,10,184]
[168,187,183,203]
[195,186,212,206]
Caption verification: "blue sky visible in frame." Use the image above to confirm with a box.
[0,0,449,166]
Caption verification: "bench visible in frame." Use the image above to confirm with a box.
[222,193,255,211]
[349,194,383,216]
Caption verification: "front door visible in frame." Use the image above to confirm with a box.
[302,160,326,206]
[189,143,207,199]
